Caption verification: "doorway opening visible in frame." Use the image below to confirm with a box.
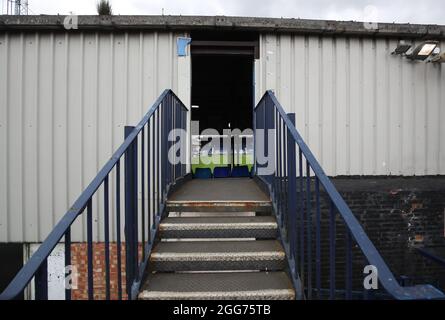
[190,32,257,175]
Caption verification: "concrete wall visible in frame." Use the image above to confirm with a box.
[0,31,191,242]
[255,34,445,176]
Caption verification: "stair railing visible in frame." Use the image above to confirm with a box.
[0,89,189,300]
[254,90,444,300]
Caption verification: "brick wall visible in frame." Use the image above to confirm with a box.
[313,177,445,293]
[70,243,142,300]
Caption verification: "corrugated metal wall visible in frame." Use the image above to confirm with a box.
[0,31,191,242]
[2,29,445,243]
[255,34,445,177]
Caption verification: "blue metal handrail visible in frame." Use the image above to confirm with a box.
[0,89,189,300]
[254,90,444,300]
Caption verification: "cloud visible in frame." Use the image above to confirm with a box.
[9,0,445,25]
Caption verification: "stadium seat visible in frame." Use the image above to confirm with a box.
[213,166,231,178]
[193,167,212,179]
[231,165,251,177]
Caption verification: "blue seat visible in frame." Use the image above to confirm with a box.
[231,165,251,177]
[213,166,231,178]
[193,167,212,179]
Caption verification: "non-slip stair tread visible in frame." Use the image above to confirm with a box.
[159,216,278,238]
[162,215,276,223]
[160,216,277,226]
[152,240,284,254]
[139,272,295,300]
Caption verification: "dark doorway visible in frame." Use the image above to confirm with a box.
[191,54,253,132]
[190,32,257,173]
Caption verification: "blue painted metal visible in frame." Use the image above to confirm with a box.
[141,127,146,262]
[35,260,48,300]
[298,147,305,291]
[193,167,212,179]
[315,177,321,299]
[124,125,137,298]
[415,247,445,268]
[254,90,445,300]
[286,113,296,265]
[115,161,122,300]
[104,176,110,300]
[147,122,152,244]
[329,201,336,300]
[345,230,353,300]
[0,89,188,300]
[177,37,192,56]
[213,166,231,178]
[306,159,312,299]
[87,199,93,300]
[64,228,71,300]
[155,109,160,216]
[231,165,250,177]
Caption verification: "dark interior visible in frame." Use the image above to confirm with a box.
[191,54,253,132]
[191,31,257,133]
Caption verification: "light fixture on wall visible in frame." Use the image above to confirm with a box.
[392,40,442,62]
[406,41,439,60]
[392,42,412,55]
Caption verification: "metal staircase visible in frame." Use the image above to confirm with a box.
[138,178,295,300]
[1,89,444,300]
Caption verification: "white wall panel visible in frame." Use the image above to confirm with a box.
[256,34,445,177]
[1,29,444,243]
[0,31,190,242]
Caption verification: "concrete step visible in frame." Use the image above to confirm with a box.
[159,216,278,239]
[139,271,295,300]
[150,240,286,271]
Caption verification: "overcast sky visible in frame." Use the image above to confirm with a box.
[2,0,444,25]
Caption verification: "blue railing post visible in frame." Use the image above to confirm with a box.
[124,125,138,299]
[287,113,299,284]
[64,229,71,300]
[345,230,352,299]
[116,161,123,300]
[104,176,111,300]
[306,159,312,299]
[329,201,336,299]
[315,178,321,299]
[35,260,48,300]
[86,199,94,300]
[286,113,297,261]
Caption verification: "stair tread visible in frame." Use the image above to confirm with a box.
[159,216,277,238]
[161,215,277,226]
[166,179,272,212]
[152,240,284,255]
[139,272,295,300]
[168,178,270,202]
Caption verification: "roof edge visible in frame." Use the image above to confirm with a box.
[0,15,444,39]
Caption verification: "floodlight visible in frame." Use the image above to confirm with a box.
[406,41,439,60]
[392,42,411,55]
